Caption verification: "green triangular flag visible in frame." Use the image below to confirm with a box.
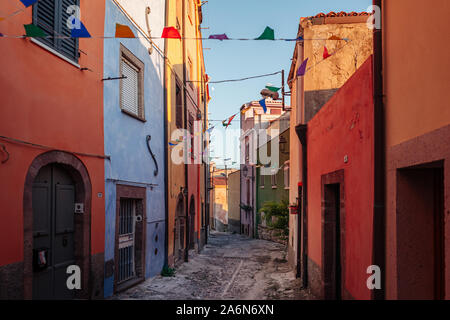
[24,24,47,37]
[266,86,281,92]
[255,26,274,40]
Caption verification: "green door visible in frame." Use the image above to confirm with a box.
[32,164,76,299]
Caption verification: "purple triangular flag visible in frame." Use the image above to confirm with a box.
[208,34,229,41]
[297,58,308,77]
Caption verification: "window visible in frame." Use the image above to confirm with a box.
[189,114,194,160]
[284,161,290,189]
[271,170,277,188]
[188,57,194,88]
[33,0,79,62]
[260,171,265,189]
[176,82,183,128]
[120,44,145,120]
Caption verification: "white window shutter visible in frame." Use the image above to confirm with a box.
[121,60,140,116]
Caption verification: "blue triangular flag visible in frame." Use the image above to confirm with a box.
[70,19,91,38]
[20,0,38,7]
[286,36,303,42]
[259,99,267,113]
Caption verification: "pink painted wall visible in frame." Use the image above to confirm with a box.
[307,57,374,299]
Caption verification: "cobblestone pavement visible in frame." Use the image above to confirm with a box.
[112,231,317,300]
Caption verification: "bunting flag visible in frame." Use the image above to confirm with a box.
[70,19,91,38]
[328,35,342,41]
[206,127,215,134]
[255,26,274,40]
[266,85,280,92]
[297,58,308,77]
[115,23,135,38]
[286,36,303,42]
[161,26,181,39]
[19,0,38,7]
[259,99,267,113]
[323,46,331,59]
[24,24,46,37]
[169,142,179,146]
[222,115,236,129]
[209,34,229,41]
[0,33,3,37]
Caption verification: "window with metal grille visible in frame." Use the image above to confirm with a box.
[33,0,79,62]
[120,44,145,120]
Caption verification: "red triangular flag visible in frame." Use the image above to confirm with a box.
[323,46,331,60]
[162,27,181,39]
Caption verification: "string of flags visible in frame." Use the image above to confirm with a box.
[1,15,351,42]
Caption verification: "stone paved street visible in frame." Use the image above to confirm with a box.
[112,231,316,300]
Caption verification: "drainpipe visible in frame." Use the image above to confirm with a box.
[163,0,169,268]
[295,124,308,288]
[203,77,208,245]
[372,0,385,300]
[182,0,190,263]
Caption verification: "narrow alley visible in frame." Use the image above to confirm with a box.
[112,232,315,300]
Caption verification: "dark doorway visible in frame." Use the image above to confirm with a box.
[174,196,185,263]
[189,197,195,250]
[32,164,76,299]
[323,183,342,300]
[397,164,445,300]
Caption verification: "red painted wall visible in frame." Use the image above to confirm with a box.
[307,57,374,299]
[0,0,105,266]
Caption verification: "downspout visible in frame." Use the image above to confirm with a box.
[182,0,190,263]
[295,124,307,288]
[203,77,208,245]
[372,0,385,300]
[163,0,169,268]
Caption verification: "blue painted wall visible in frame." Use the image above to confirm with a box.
[103,0,166,298]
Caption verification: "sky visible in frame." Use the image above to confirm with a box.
[201,0,371,168]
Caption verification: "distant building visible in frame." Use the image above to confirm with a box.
[227,170,241,234]
[240,99,286,237]
[256,112,290,237]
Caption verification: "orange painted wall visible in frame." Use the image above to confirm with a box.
[307,57,374,299]
[383,0,450,147]
[0,0,106,265]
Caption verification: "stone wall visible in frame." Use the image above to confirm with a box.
[257,225,288,247]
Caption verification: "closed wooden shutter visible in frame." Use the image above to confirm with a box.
[35,0,56,48]
[121,59,140,116]
[60,0,78,61]
[33,0,79,62]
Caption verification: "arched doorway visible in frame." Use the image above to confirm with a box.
[23,151,92,300]
[173,194,185,263]
[189,196,196,250]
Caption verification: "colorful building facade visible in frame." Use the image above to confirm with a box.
[287,12,373,286]
[102,0,166,297]
[381,0,450,300]
[165,0,209,267]
[0,0,106,299]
